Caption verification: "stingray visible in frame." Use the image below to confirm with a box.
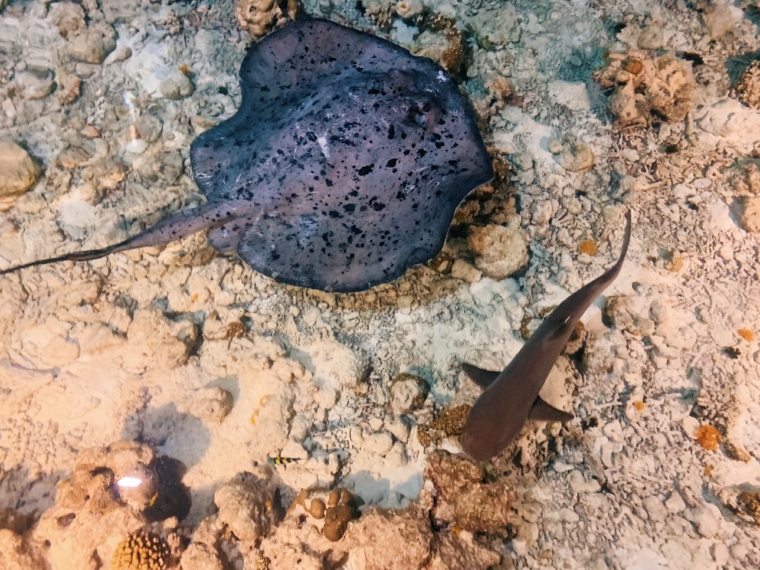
[461,211,632,462]
[0,19,493,292]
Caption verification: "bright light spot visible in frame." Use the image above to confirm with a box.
[117,476,142,488]
[123,91,138,119]
[317,135,330,159]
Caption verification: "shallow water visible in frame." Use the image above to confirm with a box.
[1,0,760,568]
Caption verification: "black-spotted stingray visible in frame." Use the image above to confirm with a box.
[0,19,493,292]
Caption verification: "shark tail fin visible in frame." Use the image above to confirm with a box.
[528,397,574,422]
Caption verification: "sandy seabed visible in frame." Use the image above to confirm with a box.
[2,0,760,568]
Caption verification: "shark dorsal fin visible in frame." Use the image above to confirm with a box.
[461,363,500,389]
[528,397,574,422]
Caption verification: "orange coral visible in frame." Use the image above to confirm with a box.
[738,328,755,342]
[578,240,597,255]
[695,424,721,451]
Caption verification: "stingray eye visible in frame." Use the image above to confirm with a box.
[407,107,427,126]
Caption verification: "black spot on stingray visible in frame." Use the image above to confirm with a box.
[357,165,374,176]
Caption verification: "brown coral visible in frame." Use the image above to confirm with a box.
[417,405,471,447]
[112,531,171,570]
[288,487,362,542]
[734,60,760,110]
[235,0,300,41]
[364,1,396,31]
[695,424,721,451]
[424,449,514,535]
[594,50,696,125]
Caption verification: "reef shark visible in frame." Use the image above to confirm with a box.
[461,210,632,461]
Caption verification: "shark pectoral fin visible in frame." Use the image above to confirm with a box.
[461,362,500,389]
[528,397,574,422]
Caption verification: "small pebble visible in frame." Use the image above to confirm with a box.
[15,70,54,100]
[0,139,42,210]
[160,71,195,100]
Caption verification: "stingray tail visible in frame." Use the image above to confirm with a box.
[0,202,227,276]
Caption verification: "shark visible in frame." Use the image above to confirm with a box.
[461,210,632,461]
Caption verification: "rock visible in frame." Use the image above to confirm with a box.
[56,69,81,104]
[547,80,590,112]
[179,541,225,570]
[567,470,601,494]
[467,221,529,280]
[160,71,194,100]
[0,530,46,570]
[389,372,429,415]
[424,449,514,534]
[413,28,465,75]
[702,2,741,41]
[14,70,54,100]
[29,442,159,570]
[49,2,86,36]
[428,529,502,569]
[214,471,280,541]
[189,386,234,424]
[602,295,654,336]
[123,308,198,372]
[736,196,760,233]
[642,495,668,522]
[73,441,160,511]
[365,431,394,456]
[689,504,722,539]
[464,3,520,47]
[735,61,760,110]
[560,141,595,172]
[450,259,482,283]
[343,505,434,570]
[711,543,729,566]
[0,139,42,211]
[106,45,132,64]
[637,24,664,49]
[666,492,687,513]
[66,27,116,64]
[235,0,299,40]
[101,0,143,24]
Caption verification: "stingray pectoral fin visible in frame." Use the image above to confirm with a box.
[528,397,574,422]
[461,363,501,389]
